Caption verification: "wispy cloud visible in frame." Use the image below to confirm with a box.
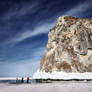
[2,2,39,20]
[6,21,55,45]
[65,0,92,16]
[31,47,46,57]
[2,0,92,46]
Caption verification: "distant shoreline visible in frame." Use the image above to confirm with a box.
[0,77,31,80]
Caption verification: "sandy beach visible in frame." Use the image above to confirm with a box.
[0,81,92,92]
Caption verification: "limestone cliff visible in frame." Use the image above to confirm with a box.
[40,16,92,73]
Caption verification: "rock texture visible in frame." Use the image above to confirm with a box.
[40,16,92,73]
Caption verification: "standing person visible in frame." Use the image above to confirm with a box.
[27,77,29,83]
[16,77,18,83]
[21,77,24,83]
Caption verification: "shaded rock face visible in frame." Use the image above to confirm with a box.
[40,16,92,73]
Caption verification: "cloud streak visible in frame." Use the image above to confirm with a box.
[2,2,39,21]
[65,0,92,16]
[6,20,55,45]
[3,0,92,46]
[0,0,92,77]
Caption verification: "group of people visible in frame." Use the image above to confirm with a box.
[16,77,30,83]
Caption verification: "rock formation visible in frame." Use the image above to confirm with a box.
[40,16,92,73]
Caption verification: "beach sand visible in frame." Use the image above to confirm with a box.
[0,81,92,92]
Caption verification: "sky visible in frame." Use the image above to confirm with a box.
[0,0,92,77]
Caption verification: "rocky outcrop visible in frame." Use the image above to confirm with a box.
[40,16,92,73]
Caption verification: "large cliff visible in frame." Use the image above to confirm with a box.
[40,16,92,73]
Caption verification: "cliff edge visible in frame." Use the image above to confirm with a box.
[40,16,92,73]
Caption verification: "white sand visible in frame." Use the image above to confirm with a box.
[0,82,92,92]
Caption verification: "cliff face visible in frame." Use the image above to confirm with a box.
[40,16,92,73]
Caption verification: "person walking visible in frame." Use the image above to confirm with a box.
[21,77,24,83]
[16,77,18,83]
[27,77,29,83]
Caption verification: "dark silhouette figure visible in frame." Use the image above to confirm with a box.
[21,77,24,83]
[27,77,29,83]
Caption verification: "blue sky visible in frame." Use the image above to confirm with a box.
[0,0,92,77]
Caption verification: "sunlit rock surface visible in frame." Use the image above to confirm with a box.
[40,16,92,73]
